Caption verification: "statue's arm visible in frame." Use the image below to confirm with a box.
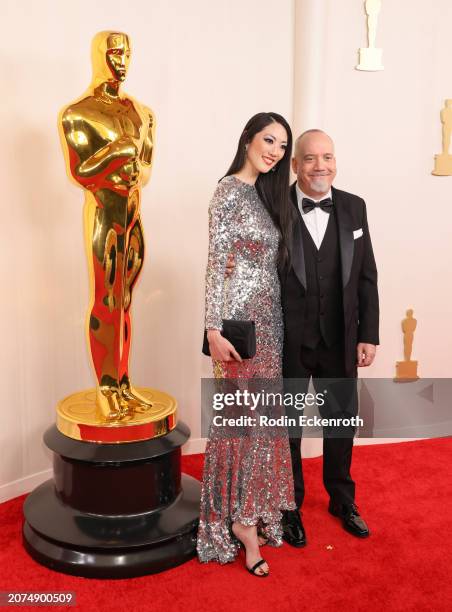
[140,106,155,185]
[60,110,137,183]
[77,139,137,177]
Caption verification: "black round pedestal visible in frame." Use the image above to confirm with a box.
[23,423,200,578]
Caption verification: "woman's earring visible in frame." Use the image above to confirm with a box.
[271,165,276,172]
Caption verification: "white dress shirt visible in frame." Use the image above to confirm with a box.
[295,183,333,250]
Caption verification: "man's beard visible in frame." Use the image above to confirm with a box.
[310,177,330,193]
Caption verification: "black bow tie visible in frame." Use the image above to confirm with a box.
[301,197,333,214]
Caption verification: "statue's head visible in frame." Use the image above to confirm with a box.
[446,99,452,108]
[406,309,414,317]
[91,31,131,84]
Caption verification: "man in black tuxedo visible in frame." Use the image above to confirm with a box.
[281,129,379,546]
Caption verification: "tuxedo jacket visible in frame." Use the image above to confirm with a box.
[281,183,379,378]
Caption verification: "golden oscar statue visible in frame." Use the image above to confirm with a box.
[55,30,177,441]
[23,32,199,578]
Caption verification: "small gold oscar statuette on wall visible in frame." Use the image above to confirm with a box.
[356,0,384,71]
[395,309,420,382]
[432,99,452,176]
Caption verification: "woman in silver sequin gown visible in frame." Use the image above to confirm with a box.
[197,113,296,576]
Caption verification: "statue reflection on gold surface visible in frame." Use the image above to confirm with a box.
[59,32,157,422]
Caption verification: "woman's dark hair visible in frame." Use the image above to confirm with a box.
[224,112,294,271]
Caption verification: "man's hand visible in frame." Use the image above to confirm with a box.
[356,343,376,367]
[225,253,235,278]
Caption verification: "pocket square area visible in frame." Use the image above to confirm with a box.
[353,228,363,239]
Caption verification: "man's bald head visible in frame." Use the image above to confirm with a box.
[294,129,334,158]
[292,129,337,197]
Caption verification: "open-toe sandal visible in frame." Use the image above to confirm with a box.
[247,559,269,577]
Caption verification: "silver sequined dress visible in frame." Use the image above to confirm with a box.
[197,175,295,564]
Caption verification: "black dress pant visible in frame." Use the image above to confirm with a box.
[287,340,357,508]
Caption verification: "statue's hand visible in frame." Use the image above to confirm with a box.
[106,164,140,191]
[110,137,139,162]
[106,138,140,187]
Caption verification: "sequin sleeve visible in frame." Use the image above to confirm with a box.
[204,179,240,330]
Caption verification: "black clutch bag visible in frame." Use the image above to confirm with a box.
[202,320,256,359]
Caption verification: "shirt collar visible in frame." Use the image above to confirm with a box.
[295,183,333,214]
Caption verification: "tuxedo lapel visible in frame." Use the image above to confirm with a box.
[289,183,306,289]
[332,186,354,288]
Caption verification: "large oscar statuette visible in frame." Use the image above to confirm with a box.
[23,32,200,578]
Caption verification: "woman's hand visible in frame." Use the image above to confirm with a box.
[207,330,242,362]
[225,253,235,278]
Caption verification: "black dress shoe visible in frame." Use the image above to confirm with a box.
[282,510,307,547]
[328,502,370,538]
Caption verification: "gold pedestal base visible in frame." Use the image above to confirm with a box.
[57,388,177,443]
[432,154,452,176]
[394,360,419,383]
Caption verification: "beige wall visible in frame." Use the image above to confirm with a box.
[1,0,451,502]
[316,0,452,379]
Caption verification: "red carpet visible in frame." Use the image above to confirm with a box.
[1,438,451,612]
